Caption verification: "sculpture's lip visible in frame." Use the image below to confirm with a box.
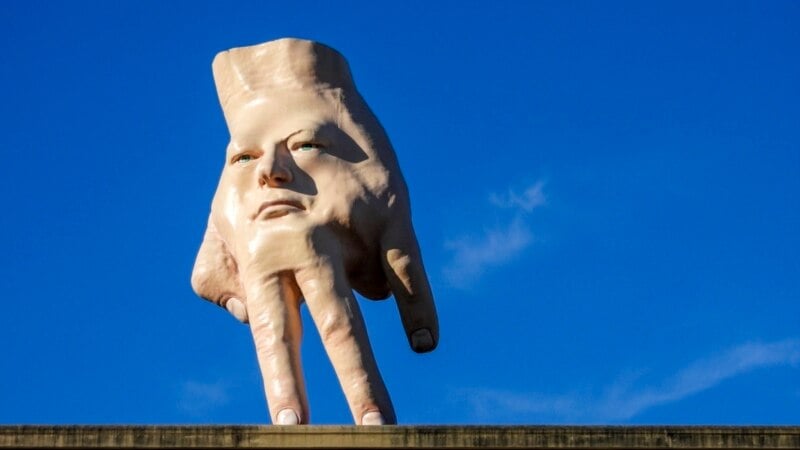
[253,199,306,220]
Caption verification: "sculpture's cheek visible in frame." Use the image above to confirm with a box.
[223,187,242,231]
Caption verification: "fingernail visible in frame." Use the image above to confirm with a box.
[411,328,434,352]
[225,298,248,323]
[361,411,385,425]
[277,408,299,425]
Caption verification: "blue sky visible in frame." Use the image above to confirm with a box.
[1,1,798,425]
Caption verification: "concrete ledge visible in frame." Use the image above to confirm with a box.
[1,426,798,449]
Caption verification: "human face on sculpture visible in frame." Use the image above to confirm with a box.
[211,89,381,269]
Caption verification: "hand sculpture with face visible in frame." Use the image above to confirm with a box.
[191,38,438,425]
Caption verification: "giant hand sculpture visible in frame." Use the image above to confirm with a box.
[191,38,438,425]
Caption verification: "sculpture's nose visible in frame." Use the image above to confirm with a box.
[258,146,293,188]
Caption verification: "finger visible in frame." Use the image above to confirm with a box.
[381,217,439,353]
[243,270,308,424]
[191,215,248,322]
[295,237,396,425]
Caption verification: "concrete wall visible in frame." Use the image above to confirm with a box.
[1,426,798,449]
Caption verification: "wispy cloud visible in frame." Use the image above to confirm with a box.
[457,338,800,422]
[489,181,546,212]
[178,380,230,416]
[443,181,545,288]
[443,217,533,287]
[458,388,581,420]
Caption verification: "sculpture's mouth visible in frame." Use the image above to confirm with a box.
[254,200,306,220]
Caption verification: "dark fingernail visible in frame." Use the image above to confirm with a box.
[410,328,434,352]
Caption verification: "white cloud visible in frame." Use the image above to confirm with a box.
[457,338,800,422]
[489,181,546,212]
[178,380,230,416]
[596,338,800,420]
[443,182,545,288]
[457,388,580,419]
[443,217,532,288]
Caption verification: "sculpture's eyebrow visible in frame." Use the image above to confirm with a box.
[285,129,307,141]
[285,128,323,141]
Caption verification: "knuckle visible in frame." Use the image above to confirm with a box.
[317,313,353,345]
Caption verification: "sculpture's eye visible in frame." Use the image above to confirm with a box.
[233,154,255,164]
[295,142,324,152]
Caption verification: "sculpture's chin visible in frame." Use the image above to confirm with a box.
[224,205,391,299]
[231,220,318,277]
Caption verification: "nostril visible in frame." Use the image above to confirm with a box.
[261,170,292,187]
[269,167,292,184]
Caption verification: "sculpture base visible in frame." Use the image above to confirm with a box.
[1,426,798,449]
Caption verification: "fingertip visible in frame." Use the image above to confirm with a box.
[410,328,436,353]
[225,297,249,323]
[361,411,386,425]
[277,408,300,425]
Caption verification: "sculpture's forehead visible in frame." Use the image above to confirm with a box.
[226,91,340,141]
